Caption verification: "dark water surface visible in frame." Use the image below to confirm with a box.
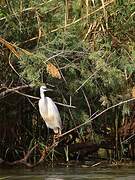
[0,165,135,179]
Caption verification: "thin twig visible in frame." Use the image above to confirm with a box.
[14,90,39,100]
[8,53,27,83]
[81,88,91,116]
[43,52,64,63]
[61,93,83,140]
[0,0,55,21]
[14,90,76,108]
[91,162,102,167]
[75,69,101,93]
[121,133,135,144]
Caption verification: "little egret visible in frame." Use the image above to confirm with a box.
[38,85,62,135]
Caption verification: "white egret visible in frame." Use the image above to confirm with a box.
[38,85,62,135]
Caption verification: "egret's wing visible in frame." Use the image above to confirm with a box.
[46,97,62,127]
[38,98,48,120]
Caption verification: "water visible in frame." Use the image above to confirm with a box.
[0,165,135,179]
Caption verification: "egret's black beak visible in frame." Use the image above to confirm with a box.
[43,87,53,92]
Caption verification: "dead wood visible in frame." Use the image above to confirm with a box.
[0,140,60,168]
[0,85,32,98]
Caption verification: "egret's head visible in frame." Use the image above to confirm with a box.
[40,85,53,93]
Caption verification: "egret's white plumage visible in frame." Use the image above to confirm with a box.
[38,86,62,134]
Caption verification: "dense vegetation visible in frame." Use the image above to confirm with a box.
[0,0,135,166]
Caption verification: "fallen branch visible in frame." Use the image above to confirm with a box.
[5,140,59,168]
[7,144,38,168]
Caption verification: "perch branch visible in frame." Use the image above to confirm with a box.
[0,86,76,108]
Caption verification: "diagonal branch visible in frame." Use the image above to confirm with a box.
[59,97,135,138]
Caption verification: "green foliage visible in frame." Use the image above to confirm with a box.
[0,0,135,162]
[17,0,135,128]
[1,0,134,111]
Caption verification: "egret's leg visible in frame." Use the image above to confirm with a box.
[47,127,50,138]
[51,148,54,166]
[46,127,52,144]
[64,145,69,162]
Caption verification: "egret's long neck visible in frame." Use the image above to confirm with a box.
[40,90,45,99]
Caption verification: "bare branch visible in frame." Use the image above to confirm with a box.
[0,85,31,98]
[81,88,91,116]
